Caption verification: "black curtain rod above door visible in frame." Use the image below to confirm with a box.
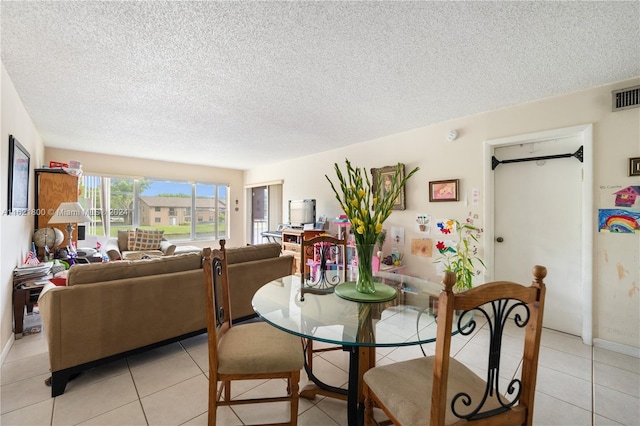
[492,146,583,170]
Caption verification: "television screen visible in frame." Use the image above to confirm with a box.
[289,199,316,226]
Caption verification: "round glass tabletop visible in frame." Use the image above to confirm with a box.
[252,271,466,348]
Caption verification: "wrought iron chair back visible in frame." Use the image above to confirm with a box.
[299,233,348,301]
[364,265,547,426]
[297,233,349,397]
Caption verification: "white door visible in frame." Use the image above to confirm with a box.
[493,136,583,336]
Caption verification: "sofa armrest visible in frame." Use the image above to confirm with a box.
[38,282,58,300]
[160,240,176,256]
[105,238,122,261]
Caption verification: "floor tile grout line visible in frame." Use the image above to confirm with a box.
[181,340,208,376]
[533,387,593,416]
[592,358,640,376]
[0,377,52,418]
[126,356,151,426]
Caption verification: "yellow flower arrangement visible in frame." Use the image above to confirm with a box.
[326,159,419,293]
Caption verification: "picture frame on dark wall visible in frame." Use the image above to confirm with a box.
[371,164,406,210]
[8,135,30,214]
[429,179,459,202]
[629,157,640,177]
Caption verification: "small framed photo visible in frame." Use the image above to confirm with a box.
[429,179,459,202]
[371,164,406,210]
[629,157,640,177]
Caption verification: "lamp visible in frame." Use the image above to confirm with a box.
[48,202,91,253]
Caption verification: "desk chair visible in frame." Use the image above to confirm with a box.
[363,266,547,426]
[203,245,304,426]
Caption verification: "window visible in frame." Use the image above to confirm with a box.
[80,176,135,237]
[216,184,229,239]
[80,175,229,241]
[195,182,220,239]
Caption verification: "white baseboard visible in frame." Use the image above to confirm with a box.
[593,338,640,358]
[1,334,15,364]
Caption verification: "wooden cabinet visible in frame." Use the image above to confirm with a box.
[281,229,323,275]
[35,169,79,245]
[281,229,303,274]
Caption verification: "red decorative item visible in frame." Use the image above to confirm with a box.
[50,277,67,286]
[49,161,69,168]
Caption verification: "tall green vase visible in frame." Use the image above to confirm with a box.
[355,243,376,294]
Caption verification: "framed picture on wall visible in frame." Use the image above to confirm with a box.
[8,135,30,214]
[629,157,640,176]
[371,164,406,210]
[429,179,459,202]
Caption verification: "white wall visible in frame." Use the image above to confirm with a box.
[245,77,640,350]
[1,64,46,355]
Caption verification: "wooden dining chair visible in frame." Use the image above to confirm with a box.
[363,265,547,426]
[299,233,349,374]
[203,244,304,426]
[299,233,348,300]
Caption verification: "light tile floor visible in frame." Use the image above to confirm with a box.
[1,311,638,425]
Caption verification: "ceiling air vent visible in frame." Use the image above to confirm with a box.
[612,85,640,111]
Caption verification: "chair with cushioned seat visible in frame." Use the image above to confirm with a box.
[299,233,348,376]
[299,232,348,300]
[363,265,547,426]
[202,243,304,426]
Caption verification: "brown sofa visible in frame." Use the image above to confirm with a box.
[38,242,293,396]
[225,242,295,322]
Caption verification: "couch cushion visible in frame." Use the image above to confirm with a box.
[174,245,201,255]
[127,229,136,250]
[131,228,164,251]
[118,230,131,252]
[225,243,282,265]
[122,250,164,260]
[67,252,202,286]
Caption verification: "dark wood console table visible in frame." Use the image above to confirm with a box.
[13,283,45,339]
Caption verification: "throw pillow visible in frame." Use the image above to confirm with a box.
[127,230,136,251]
[130,228,164,251]
[117,230,130,252]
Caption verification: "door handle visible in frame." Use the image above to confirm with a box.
[496,237,504,243]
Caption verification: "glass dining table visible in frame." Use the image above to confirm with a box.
[252,271,468,426]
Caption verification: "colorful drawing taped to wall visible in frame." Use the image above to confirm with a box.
[436,219,456,235]
[598,209,640,233]
[614,186,640,208]
[410,238,433,257]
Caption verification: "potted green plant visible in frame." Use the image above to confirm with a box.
[376,228,387,256]
[434,220,485,291]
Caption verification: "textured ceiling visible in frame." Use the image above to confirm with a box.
[2,1,639,170]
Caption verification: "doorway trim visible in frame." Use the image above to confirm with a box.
[483,124,593,345]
